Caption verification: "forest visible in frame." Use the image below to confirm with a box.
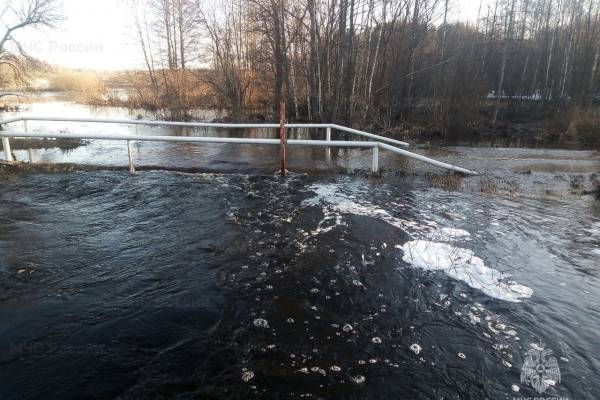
[119,0,600,138]
[1,0,599,140]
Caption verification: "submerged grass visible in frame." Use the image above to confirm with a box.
[0,138,87,151]
[0,162,118,180]
[479,177,497,194]
[428,172,464,191]
[479,177,520,197]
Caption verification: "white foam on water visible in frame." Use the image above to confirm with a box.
[409,344,422,355]
[241,370,255,382]
[430,227,472,241]
[303,183,435,236]
[440,227,471,237]
[304,182,532,303]
[399,240,533,303]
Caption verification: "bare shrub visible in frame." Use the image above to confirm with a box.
[558,108,600,144]
[47,70,105,102]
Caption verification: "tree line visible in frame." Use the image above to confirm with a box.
[129,0,600,129]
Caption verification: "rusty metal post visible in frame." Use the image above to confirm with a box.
[279,101,286,177]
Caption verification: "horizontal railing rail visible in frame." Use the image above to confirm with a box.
[0,116,477,175]
[378,143,475,175]
[1,116,411,147]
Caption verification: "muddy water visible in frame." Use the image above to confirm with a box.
[1,98,600,399]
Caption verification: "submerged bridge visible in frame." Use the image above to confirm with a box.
[0,116,477,175]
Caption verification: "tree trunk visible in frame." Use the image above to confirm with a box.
[333,0,348,120]
[307,0,319,120]
[493,0,517,125]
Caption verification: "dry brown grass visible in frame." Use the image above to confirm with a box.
[0,137,86,151]
[47,70,105,102]
[480,177,497,194]
[550,107,600,144]
[98,70,219,120]
[428,172,464,191]
[507,181,520,197]
[0,161,112,180]
[479,177,521,197]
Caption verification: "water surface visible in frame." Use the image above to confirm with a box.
[0,97,599,399]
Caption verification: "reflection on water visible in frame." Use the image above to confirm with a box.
[2,98,600,179]
[1,99,383,173]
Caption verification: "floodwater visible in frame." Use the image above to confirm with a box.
[2,96,381,173]
[1,96,599,399]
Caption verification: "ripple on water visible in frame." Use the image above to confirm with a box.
[2,172,596,400]
[304,181,533,303]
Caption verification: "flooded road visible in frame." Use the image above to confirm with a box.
[1,97,600,399]
[2,97,379,173]
[2,97,600,183]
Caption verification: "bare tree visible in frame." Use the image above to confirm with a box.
[195,0,254,115]
[0,0,62,84]
[127,0,600,131]
[493,0,517,125]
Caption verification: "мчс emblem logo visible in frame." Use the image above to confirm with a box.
[520,342,561,394]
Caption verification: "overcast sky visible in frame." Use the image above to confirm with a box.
[11,0,485,71]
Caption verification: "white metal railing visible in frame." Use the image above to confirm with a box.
[0,116,477,175]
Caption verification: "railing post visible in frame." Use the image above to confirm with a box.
[325,127,332,162]
[279,101,286,177]
[24,120,34,163]
[2,137,14,163]
[371,144,379,174]
[127,140,136,174]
